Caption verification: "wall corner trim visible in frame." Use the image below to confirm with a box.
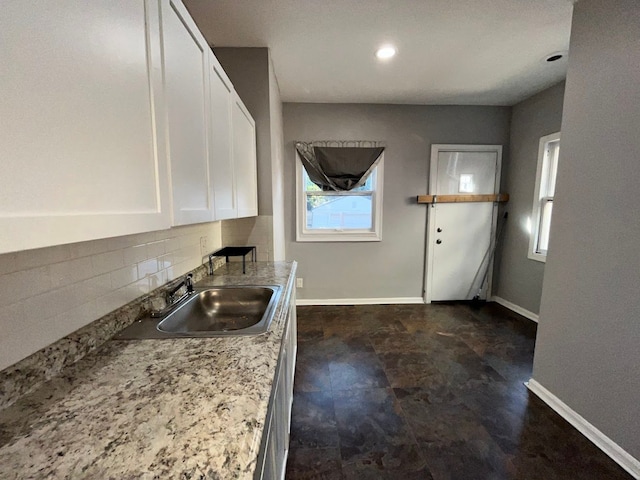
[491,296,539,323]
[526,378,640,479]
[296,297,424,306]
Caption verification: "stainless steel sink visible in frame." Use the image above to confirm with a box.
[114,285,282,339]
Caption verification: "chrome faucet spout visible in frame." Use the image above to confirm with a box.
[208,253,216,275]
[151,274,194,319]
[167,274,193,302]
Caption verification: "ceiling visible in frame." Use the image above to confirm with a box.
[183,0,574,106]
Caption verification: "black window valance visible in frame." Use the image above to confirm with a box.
[295,141,385,191]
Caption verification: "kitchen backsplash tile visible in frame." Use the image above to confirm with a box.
[68,237,112,259]
[147,270,167,292]
[92,250,126,276]
[146,240,166,259]
[50,256,94,288]
[123,244,148,266]
[95,287,133,320]
[0,254,17,277]
[157,252,174,270]
[110,265,138,290]
[12,243,72,272]
[137,258,159,278]
[0,222,222,372]
[0,303,25,356]
[0,266,52,307]
[221,215,274,262]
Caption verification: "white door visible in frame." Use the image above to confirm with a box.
[425,145,502,302]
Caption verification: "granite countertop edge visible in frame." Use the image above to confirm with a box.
[0,261,297,480]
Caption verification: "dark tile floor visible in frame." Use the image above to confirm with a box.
[285,303,633,480]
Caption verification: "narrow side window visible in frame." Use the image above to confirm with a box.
[529,132,560,262]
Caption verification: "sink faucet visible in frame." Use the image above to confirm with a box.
[151,274,194,319]
[150,273,194,318]
[167,273,193,304]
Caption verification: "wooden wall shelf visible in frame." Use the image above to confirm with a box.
[416,193,509,204]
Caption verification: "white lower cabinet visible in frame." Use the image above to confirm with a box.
[260,290,297,480]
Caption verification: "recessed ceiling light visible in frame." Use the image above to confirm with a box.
[376,45,396,60]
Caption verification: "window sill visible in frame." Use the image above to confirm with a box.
[296,231,381,242]
[528,251,547,263]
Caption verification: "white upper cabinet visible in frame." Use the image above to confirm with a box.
[208,54,236,220]
[161,0,258,224]
[232,94,259,218]
[0,0,258,254]
[160,0,214,226]
[0,0,171,254]
[209,53,259,222]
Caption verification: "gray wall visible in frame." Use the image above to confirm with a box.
[269,54,286,261]
[532,0,640,460]
[494,82,565,314]
[283,103,511,300]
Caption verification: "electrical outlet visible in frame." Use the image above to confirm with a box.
[200,236,208,256]
[296,277,303,288]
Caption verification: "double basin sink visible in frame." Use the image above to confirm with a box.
[115,285,282,339]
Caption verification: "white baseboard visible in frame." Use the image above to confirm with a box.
[296,297,424,306]
[527,378,640,479]
[491,295,539,323]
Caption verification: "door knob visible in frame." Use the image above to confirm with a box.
[437,228,442,232]
[436,239,442,244]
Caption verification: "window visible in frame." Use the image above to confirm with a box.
[529,132,560,262]
[296,154,383,241]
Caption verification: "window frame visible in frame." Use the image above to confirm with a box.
[295,152,384,242]
[528,132,560,262]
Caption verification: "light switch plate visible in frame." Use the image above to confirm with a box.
[296,278,303,288]
[200,236,208,256]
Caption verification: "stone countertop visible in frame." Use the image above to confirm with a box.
[0,261,296,480]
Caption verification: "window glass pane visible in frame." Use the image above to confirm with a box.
[538,200,553,253]
[297,155,383,241]
[458,173,475,193]
[350,171,375,191]
[306,194,373,229]
[303,169,375,193]
[546,140,560,196]
[531,134,559,259]
[304,173,322,192]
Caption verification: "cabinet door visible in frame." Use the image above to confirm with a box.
[232,94,258,218]
[273,357,288,480]
[260,298,297,480]
[209,54,236,220]
[286,291,297,431]
[161,0,213,225]
[0,0,171,254]
[260,411,277,480]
